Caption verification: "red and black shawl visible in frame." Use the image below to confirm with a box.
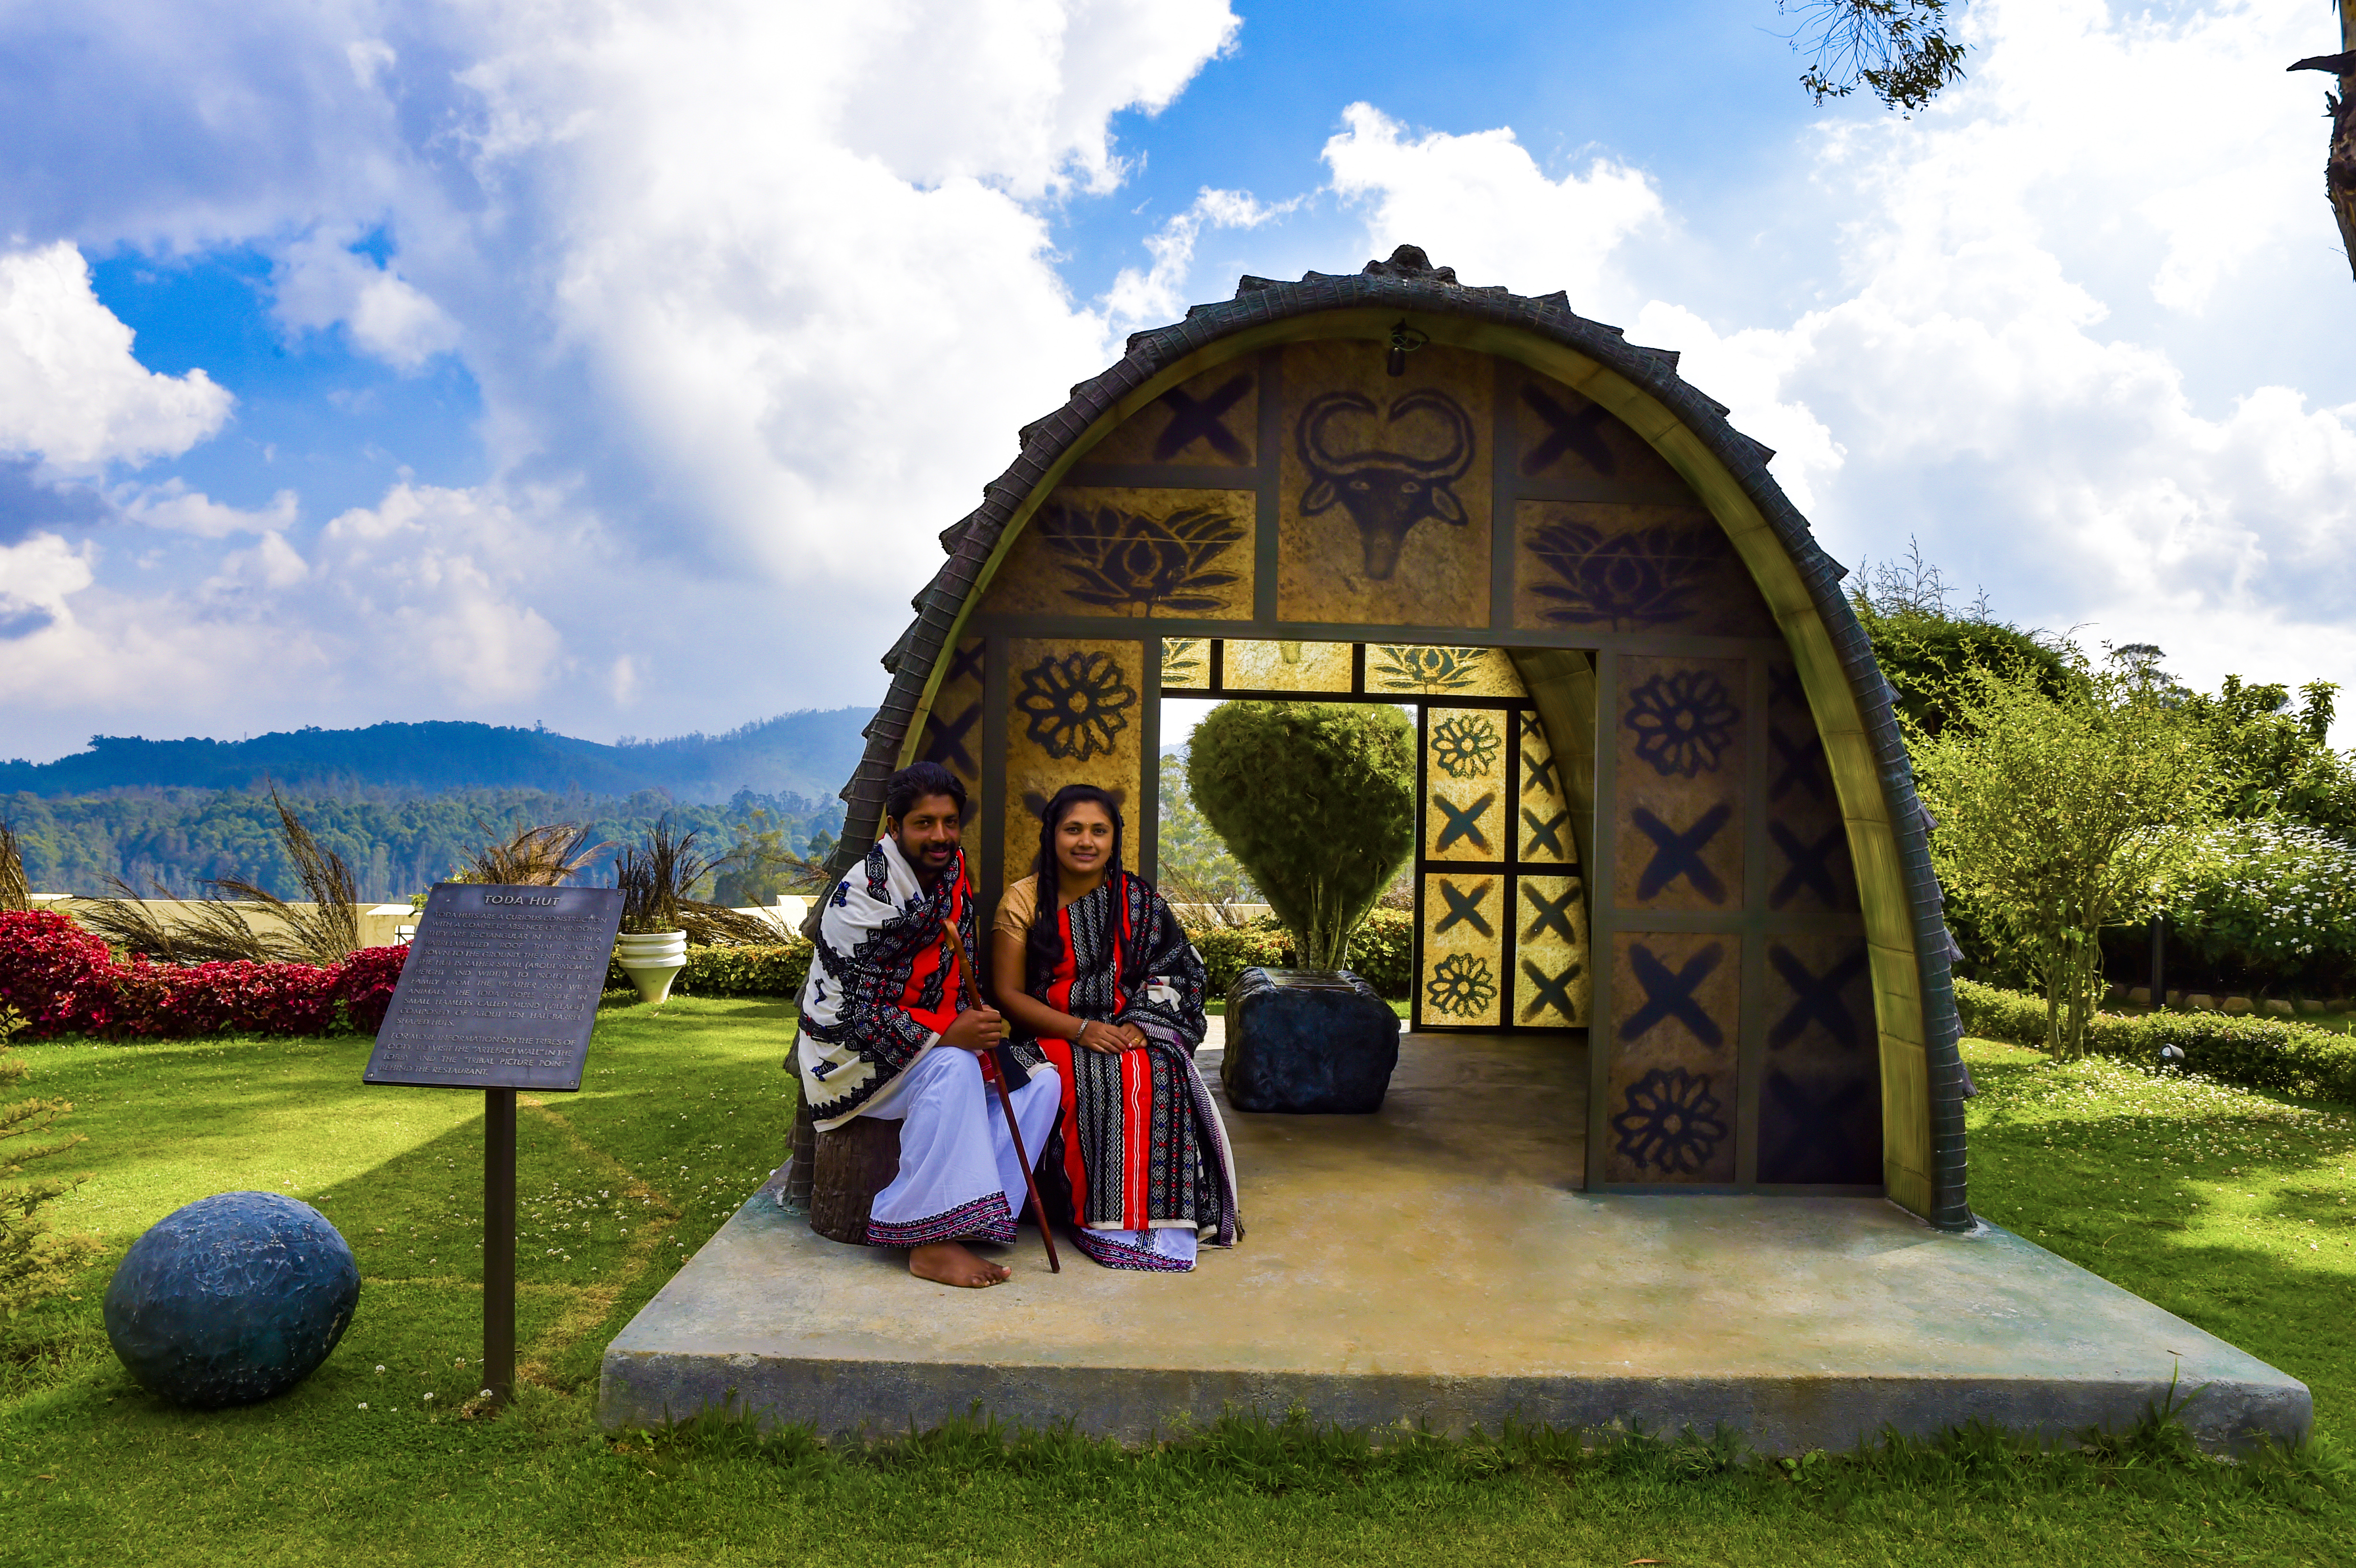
[1021,870,1240,1270]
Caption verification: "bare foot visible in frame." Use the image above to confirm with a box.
[908,1241,1011,1288]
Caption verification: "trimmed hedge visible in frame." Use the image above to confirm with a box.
[603,942,814,1000]
[0,909,406,1040]
[1954,976,2356,1104]
[1183,909,1412,1000]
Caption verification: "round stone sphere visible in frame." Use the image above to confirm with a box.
[103,1192,361,1409]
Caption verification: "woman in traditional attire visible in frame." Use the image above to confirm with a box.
[988,784,1241,1271]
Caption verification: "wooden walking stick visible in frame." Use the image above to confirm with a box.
[941,915,1060,1273]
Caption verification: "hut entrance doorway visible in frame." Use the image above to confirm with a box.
[1160,636,1588,1034]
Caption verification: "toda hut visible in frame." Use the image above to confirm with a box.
[812,245,1970,1231]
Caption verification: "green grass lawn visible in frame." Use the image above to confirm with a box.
[1,1006,2350,1565]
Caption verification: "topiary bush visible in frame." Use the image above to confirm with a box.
[672,942,812,999]
[1954,976,2356,1103]
[1186,701,1416,969]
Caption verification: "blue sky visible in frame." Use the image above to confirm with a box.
[3,0,2352,762]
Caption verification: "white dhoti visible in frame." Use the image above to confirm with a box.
[862,1045,1062,1248]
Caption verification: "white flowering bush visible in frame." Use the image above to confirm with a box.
[2155,820,2356,993]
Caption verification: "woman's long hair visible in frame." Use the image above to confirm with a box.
[1025,784,1126,992]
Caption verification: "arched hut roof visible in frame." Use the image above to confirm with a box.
[818,246,1972,1231]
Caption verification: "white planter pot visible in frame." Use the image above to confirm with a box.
[615,930,689,1004]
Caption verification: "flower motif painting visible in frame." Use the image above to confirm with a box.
[1428,713,1503,780]
[1370,643,1487,693]
[1015,652,1137,762]
[1624,670,1740,778]
[1525,520,1720,631]
[1423,951,1499,1018]
[1037,501,1245,616]
[1611,1067,1729,1176]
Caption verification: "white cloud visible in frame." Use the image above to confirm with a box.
[273,229,461,370]
[0,529,325,719]
[1321,102,1665,305]
[0,531,92,640]
[0,242,232,473]
[116,478,298,538]
[318,482,569,705]
[0,1,1242,756]
[1102,187,1297,332]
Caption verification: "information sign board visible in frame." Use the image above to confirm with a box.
[362,884,623,1092]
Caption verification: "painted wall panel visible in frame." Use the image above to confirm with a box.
[1419,871,1506,1028]
[1766,659,1860,914]
[1612,655,1746,913]
[1423,710,1511,865]
[1002,638,1145,885]
[913,636,985,810]
[1225,639,1353,692]
[1513,872,1588,1027]
[1083,363,1259,467]
[1511,374,1693,490]
[1276,340,1493,627]
[982,488,1254,621]
[1605,930,1738,1183]
[1514,501,1777,638]
[1759,930,1882,1185]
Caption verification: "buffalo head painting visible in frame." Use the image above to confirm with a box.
[1295,388,1476,581]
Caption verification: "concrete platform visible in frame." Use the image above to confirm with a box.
[599,1031,2310,1452]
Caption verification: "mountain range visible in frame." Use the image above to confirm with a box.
[0,709,875,803]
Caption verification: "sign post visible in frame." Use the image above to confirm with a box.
[364,883,624,1408]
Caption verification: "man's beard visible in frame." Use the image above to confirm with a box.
[898,833,956,876]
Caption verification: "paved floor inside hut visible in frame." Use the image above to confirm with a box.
[599,1028,2309,1452]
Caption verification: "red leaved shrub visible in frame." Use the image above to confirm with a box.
[337,943,408,1034]
[0,910,118,1034]
[0,909,408,1041]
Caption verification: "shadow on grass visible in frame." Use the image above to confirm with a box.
[3,997,801,1410]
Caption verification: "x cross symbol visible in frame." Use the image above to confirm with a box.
[1767,945,1869,1050]
[1768,727,1829,802]
[920,702,980,775]
[1764,1070,1872,1180]
[1620,941,1725,1047]
[1434,791,1495,853]
[1767,822,1845,909]
[1434,878,1494,937]
[1632,804,1731,903]
[1519,384,1617,476]
[1521,806,1569,859]
[1520,957,1582,1021]
[1152,374,1253,461]
[1522,747,1559,798]
[944,640,984,689]
[1521,883,1580,945]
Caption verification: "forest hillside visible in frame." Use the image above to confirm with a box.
[0,708,872,802]
[2,708,871,901]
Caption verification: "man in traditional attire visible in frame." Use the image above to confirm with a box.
[796,762,1061,1288]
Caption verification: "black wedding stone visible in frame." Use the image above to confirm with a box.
[1222,967,1401,1114]
[104,1192,360,1409]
